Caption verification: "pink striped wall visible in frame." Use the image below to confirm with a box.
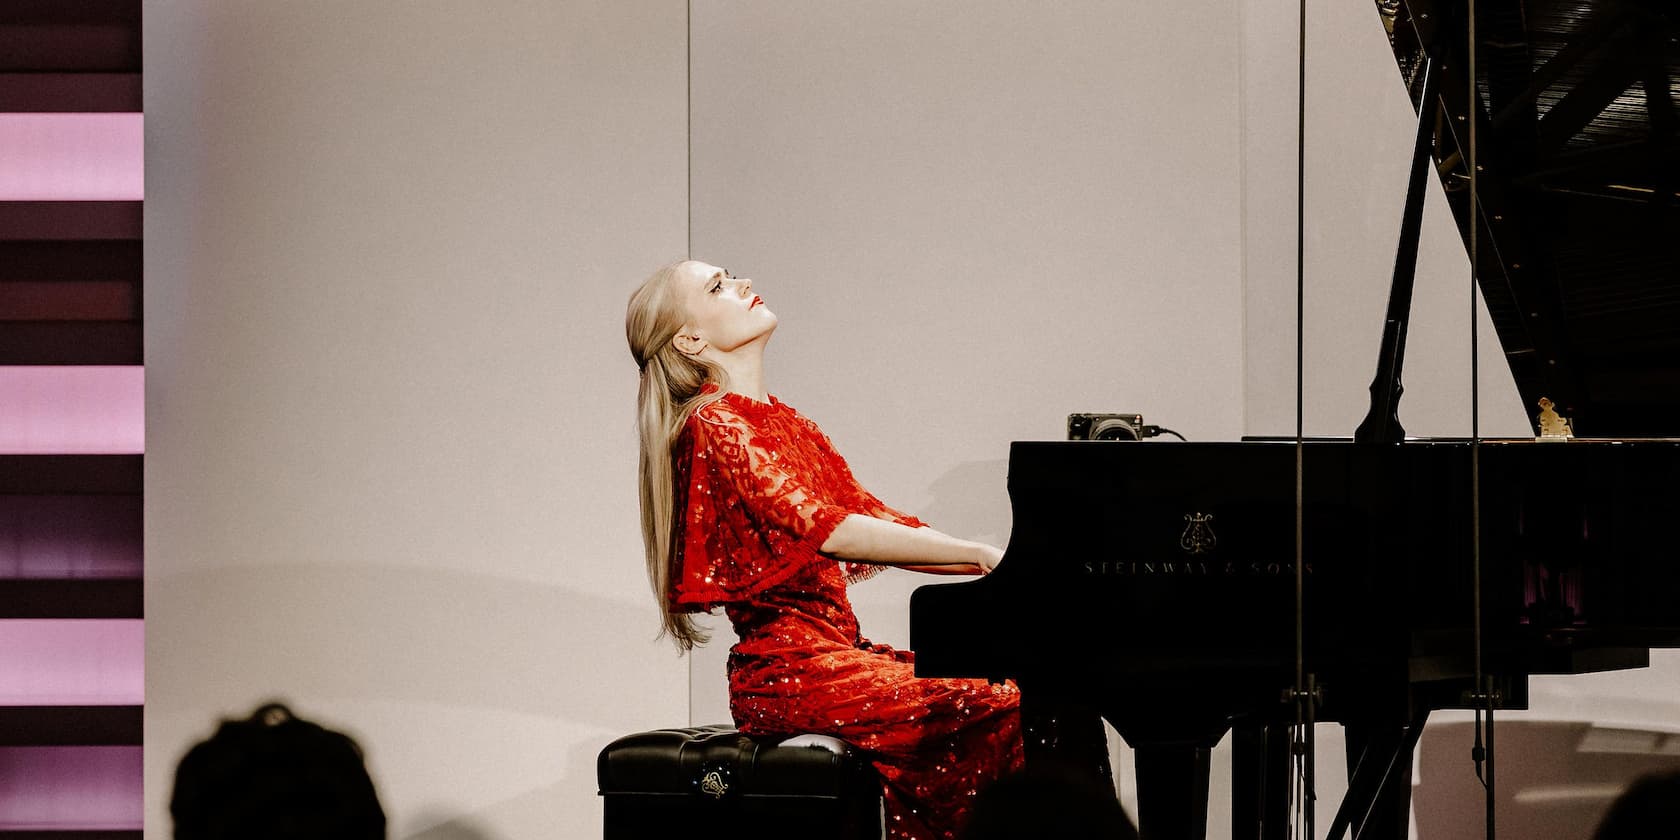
[3,24,146,831]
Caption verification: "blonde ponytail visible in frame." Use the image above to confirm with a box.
[627,262,726,652]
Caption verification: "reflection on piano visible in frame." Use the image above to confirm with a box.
[909,0,1680,838]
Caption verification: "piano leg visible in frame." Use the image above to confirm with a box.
[1231,722,1291,840]
[1328,714,1428,840]
[1133,744,1212,840]
[1018,688,1114,783]
[1104,697,1233,840]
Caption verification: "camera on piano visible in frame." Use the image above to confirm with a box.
[1067,412,1145,442]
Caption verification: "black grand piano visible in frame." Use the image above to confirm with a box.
[910,1,1680,838]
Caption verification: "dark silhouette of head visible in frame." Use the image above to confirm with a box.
[171,701,385,840]
[1593,770,1680,840]
[961,764,1139,840]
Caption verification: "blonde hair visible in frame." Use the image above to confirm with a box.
[626,261,727,651]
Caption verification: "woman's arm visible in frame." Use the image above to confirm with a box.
[819,514,1002,575]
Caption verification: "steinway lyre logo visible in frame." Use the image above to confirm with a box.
[1180,513,1217,555]
[699,768,729,799]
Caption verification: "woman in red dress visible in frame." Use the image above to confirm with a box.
[626,259,1024,840]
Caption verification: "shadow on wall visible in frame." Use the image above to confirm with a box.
[404,813,505,840]
[919,460,1010,545]
[151,562,687,838]
[1416,721,1680,840]
[397,737,609,840]
[147,562,663,721]
[573,733,617,835]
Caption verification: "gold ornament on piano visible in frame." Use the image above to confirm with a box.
[1536,397,1574,441]
[1179,513,1217,555]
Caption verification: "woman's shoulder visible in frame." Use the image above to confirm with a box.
[693,389,787,427]
[686,396,763,444]
[691,394,745,424]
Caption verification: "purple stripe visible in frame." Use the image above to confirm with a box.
[0,620,143,706]
[0,746,142,829]
[0,367,143,454]
[0,495,142,578]
[0,114,142,201]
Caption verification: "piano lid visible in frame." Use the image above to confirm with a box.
[1378,0,1680,436]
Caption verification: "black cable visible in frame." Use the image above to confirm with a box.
[1292,0,1312,823]
[1466,0,1497,836]
[1292,0,1313,825]
[1139,425,1186,441]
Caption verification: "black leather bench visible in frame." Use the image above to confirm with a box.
[597,725,883,840]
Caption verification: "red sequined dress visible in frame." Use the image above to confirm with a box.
[671,389,1023,840]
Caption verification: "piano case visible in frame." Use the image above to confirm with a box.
[596,725,882,840]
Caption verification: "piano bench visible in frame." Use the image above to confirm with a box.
[597,725,883,840]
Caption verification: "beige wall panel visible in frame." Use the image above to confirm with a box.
[143,2,688,838]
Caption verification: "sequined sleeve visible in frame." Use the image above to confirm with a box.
[670,403,855,610]
[696,406,853,544]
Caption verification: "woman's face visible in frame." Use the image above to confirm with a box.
[675,260,776,355]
